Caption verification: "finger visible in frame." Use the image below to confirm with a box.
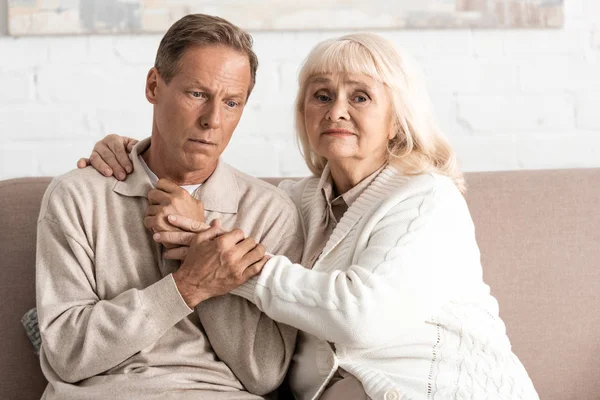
[216,229,246,249]
[153,231,195,247]
[164,246,188,261]
[147,189,171,205]
[94,146,127,181]
[77,158,90,169]
[241,257,269,281]
[124,137,139,153]
[107,136,134,174]
[89,151,114,177]
[233,237,260,260]
[146,205,162,216]
[239,241,265,267]
[156,179,183,194]
[193,224,226,244]
[210,219,226,236]
[145,215,183,233]
[167,214,209,233]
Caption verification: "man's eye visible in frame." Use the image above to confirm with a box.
[226,100,239,108]
[191,92,205,98]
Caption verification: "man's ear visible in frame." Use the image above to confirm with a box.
[145,67,160,104]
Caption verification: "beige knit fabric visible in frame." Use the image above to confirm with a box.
[36,138,303,400]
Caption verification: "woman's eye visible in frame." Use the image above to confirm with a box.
[353,95,368,103]
[315,94,330,102]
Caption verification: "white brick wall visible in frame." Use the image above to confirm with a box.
[1,0,599,180]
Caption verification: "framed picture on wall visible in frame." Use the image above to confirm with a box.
[8,0,564,36]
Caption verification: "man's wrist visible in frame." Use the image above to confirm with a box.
[172,270,209,308]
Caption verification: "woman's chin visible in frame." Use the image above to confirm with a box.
[317,144,357,163]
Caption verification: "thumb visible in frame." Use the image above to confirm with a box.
[210,218,226,235]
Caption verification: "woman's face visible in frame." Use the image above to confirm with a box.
[303,72,395,169]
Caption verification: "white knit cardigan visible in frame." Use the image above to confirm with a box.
[233,164,539,400]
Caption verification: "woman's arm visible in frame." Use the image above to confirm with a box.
[233,178,478,348]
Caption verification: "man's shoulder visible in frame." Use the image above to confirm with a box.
[45,167,115,199]
[40,168,117,221]
[227,164,298,212]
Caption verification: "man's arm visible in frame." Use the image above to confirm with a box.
[195,213,304,395]
[36,183,192,383]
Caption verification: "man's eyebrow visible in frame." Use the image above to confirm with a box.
[185,79,247,99]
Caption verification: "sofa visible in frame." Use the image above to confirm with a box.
[1,169,599,400]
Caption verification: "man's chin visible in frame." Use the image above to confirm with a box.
[183,152,219,171]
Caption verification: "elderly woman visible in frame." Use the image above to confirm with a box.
[81,33,538,399]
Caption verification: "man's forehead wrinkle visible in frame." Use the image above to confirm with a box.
[179,70,248,98]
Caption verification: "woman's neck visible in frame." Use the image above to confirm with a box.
[329,159,386,196]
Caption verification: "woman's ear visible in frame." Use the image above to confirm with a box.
[145,68,160,104]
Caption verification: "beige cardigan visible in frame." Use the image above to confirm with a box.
[36,139,303,400]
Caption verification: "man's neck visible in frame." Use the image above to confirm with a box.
[141,144,216,186]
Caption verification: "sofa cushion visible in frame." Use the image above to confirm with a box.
[0,177,52,399]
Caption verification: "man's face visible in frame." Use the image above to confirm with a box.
[147,45,251,172]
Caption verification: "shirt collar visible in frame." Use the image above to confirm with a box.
[318,163,386,209]
[193,160,239,214]
[112,138,154,198]
[113,137,239,213]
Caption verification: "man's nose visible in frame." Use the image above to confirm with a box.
[200,101,221,129]
[326,97,350,121]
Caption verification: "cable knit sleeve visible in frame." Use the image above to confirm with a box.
[232,175,480,348]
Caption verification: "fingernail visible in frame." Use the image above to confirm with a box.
[117,172,126,180]
[153,233,160,241]
[168,215,176,221]
[125,166,132,173]
[105,168,112,176]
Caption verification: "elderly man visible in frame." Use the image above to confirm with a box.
[36,14,303,400]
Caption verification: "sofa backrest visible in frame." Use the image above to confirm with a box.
[1,169,599,400]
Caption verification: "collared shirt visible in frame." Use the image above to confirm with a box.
[138,154,202,194]
[306,164,386,271]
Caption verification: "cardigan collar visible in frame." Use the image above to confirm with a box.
[317,163,402,263]
[113,138,239,214]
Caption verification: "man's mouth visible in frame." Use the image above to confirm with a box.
[189,138,215,145]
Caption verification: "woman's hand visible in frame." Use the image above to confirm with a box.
[172,225,269,308]
[145,179,206,240]
[77,134,138,181]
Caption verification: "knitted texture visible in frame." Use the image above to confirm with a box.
[21,307,41,356]
[235,164,540,400]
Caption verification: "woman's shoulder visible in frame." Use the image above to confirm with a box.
[378,166,459,201]
[376,168,466,219]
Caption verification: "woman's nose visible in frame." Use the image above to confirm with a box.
[326,98,350,121]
